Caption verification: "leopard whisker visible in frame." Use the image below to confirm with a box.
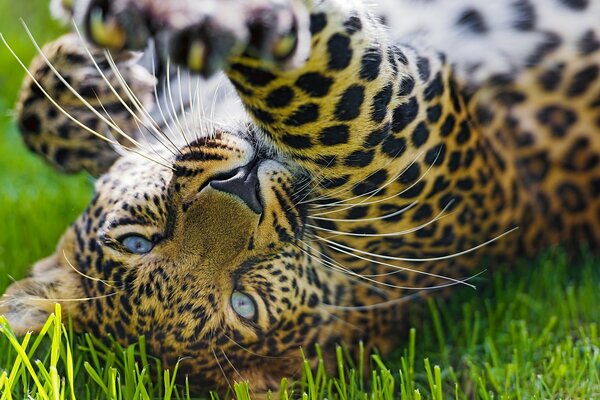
[298,238,471,290]
[322,292,422,311]
[2,33,173,169]
[21,21,144,149]
[71,24,180,157]
[220,348,247,385]
[300,145,420,207]
[102,48,182,156]
[223,333,294,360]
[96,95,173,166]
[308,148,432,215]
[62,250,118,288]
[294,240,390,296]
[320,226,520,264]
[165,59,192,150]
[304,234,478,289]
[13,25,173,169]
[3,291,121,304]
[0,34,118,148]
[150,52,183,151]
[176,66,196,144]
[211,347,234,392]
[308,199,454,237]
[310,200,418,223]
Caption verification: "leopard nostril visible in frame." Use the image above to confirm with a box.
[209,161,263,214]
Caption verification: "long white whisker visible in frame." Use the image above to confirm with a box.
[166,59,191,149]
[308,199,455,237]
[322,227,520,263]
[311,200,418,223]
[71,23,179,157]
[62,252,118,288]
[20,21,143,148]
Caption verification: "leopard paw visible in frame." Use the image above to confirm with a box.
[73,0,310,77]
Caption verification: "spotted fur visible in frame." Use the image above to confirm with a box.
[3,0,600,393]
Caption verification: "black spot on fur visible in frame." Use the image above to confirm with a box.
[527,32,562,65]
[365,123,391,148]
[282,134,313,149]
[391,97,419,132]
[343,15,363,34]
[360,47,383,81]
[327,34,353,70]
[512,0,536,31]
[416,57,431,81]
[296,73,333,97]
[567,65,599,97]
[249,107,275,124]
[284,103,319,126]
[578,30,600,55]
[399,163,420,184]
[519,151,549,181]
[372,83,393,123]
[456,8,489,34]
[319,125,350,146]
[424,73,444,101]
[344,149,375,167]
[321,175,350,189]
[381,136,407,158]
[411,122,430,147]
[440,115,456,137]
[427,105,442,123]
[266,86,294,108]
[557,182,586,212]
[19,113,41,135]
[230,63,276,87]
[425,143,446,166]
[335,85,365,121]
[559,0,589,10]
[310,13,327,35]
[538,63,565,92]
[456,121,471,145]
[537,105,577,137]
[398,76,416,97]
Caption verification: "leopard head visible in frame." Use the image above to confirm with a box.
[1,131,365,392]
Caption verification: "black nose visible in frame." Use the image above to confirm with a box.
[210,161,262,214]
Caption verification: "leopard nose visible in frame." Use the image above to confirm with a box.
[209,161,263,214]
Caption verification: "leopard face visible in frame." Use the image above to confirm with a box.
[5,131,370,390]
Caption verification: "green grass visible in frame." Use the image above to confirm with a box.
[0,1,599,398]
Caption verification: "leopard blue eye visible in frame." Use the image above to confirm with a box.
[231,291,256,320]
[121,235,153,254]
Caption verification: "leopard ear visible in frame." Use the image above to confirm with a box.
[1,232,83,335]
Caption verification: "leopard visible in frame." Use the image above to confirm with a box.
[3,0,600,394]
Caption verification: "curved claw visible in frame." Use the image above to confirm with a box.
[271,33,297,61]
[88,6,126,50]
[187,39,206,73]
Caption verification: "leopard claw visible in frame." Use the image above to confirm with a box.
[169,20,243,78]
[88,6,126,50]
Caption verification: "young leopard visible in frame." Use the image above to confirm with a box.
[3,0,600,393]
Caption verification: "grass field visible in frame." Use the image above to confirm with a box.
[0,1,599,398]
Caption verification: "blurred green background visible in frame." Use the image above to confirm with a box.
[0,0,92,292]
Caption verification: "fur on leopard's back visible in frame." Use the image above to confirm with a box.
[3,0,600,393]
